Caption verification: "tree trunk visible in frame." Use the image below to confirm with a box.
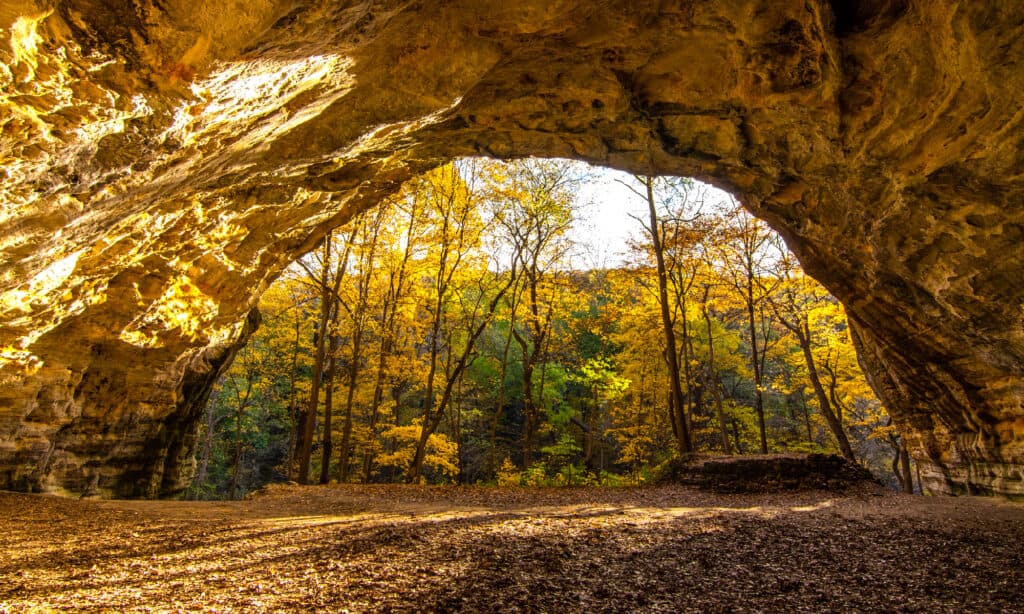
[746,280,768,454]
[487,313,516,476]
[704,304,732,454]
[230,403,243,500]
[191,386,219,499]
[409,273,516,482]
[319,339,338,485]
[299,235,334,484]
[362,199,417,482]
[890,443,904,487]
[454,374,464,484]
[338,328,362,483]
[521,355,537,467]
[796,318,857,461]
[509,269,548,471]
[643,176,692,456]
[678,295,696,441]
[409,298,443,483]
[362,334,389,483]
[286,311,302,480]
[583,386,596,468]
[298,225,357,483]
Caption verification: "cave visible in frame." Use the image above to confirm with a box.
[1,0,1023,498]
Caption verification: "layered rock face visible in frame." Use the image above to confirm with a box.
[1,0,1022,497]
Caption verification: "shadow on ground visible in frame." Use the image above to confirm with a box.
[1,485,1022,612]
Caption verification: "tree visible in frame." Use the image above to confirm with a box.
[700,281,733,454]
[224,341,262,499]
[334,205,386,482]
[295,223,359,484]
[360,193,420,482]
[766,249,856,461]
[716,203,778,454]
[638,175,692,456]
[407,161,517,482]
[494,159,580,467]
[621,175,713,456]
[568,356,629,471]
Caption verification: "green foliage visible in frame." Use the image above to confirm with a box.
[521,462,549,487]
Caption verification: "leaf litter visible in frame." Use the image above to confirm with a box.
[1,483,1022,612]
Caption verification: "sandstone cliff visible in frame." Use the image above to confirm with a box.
[1,0,1022,497]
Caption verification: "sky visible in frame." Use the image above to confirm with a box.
[572,166,736,269]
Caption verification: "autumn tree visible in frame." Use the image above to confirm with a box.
[494,159,580,468]
[295,224,358,483]
[360,193,421,482]
[407,161,517,482]
[607,268,675,474]
[716,203,779,454]
[626,175,693,456]
[331,204,390,482]
[766,248,856,461]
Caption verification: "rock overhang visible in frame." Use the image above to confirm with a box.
[1,0,1022,498]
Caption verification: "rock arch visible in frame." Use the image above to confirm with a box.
[1,0,1022,497]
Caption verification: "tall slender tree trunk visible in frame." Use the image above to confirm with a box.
[363,197,417,482]
[536,336,551,459]
[230,404,243,500]
[319,337,339,485]
[678,296,697,437]
[299,235,334,484]
[410,294,444,482]
[583,385,597,468]
[286,309,302,480]
[515,335,540,468]
[643,176,692,456]
[191,385,220,499]
[510,268,548,470]
[703,303,732,454]
[746,279,768,454]
[890,444,903,489]
[454,373,464,484]
[899,439,914,494]
[362,290,397,483]
[298,225,356,483]
[487,315,516,476]
[409,273,516,482]
[408,354,466,481]
[338,328,362,483]
[362,335,390,483]
[801,392,814,443]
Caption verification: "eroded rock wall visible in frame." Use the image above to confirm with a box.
[1,0,1022,497]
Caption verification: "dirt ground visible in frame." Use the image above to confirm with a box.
[2,484,1022,613]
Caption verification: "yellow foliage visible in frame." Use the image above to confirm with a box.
[496,458,521,487]
[376,422,459,481]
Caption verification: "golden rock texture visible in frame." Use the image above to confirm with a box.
[1,1,1022,497]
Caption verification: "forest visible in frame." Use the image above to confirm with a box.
[187,159,915,500]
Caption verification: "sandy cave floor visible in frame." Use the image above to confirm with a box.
[1,484,1023,613]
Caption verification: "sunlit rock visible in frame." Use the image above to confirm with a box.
[1,1,1022,497]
